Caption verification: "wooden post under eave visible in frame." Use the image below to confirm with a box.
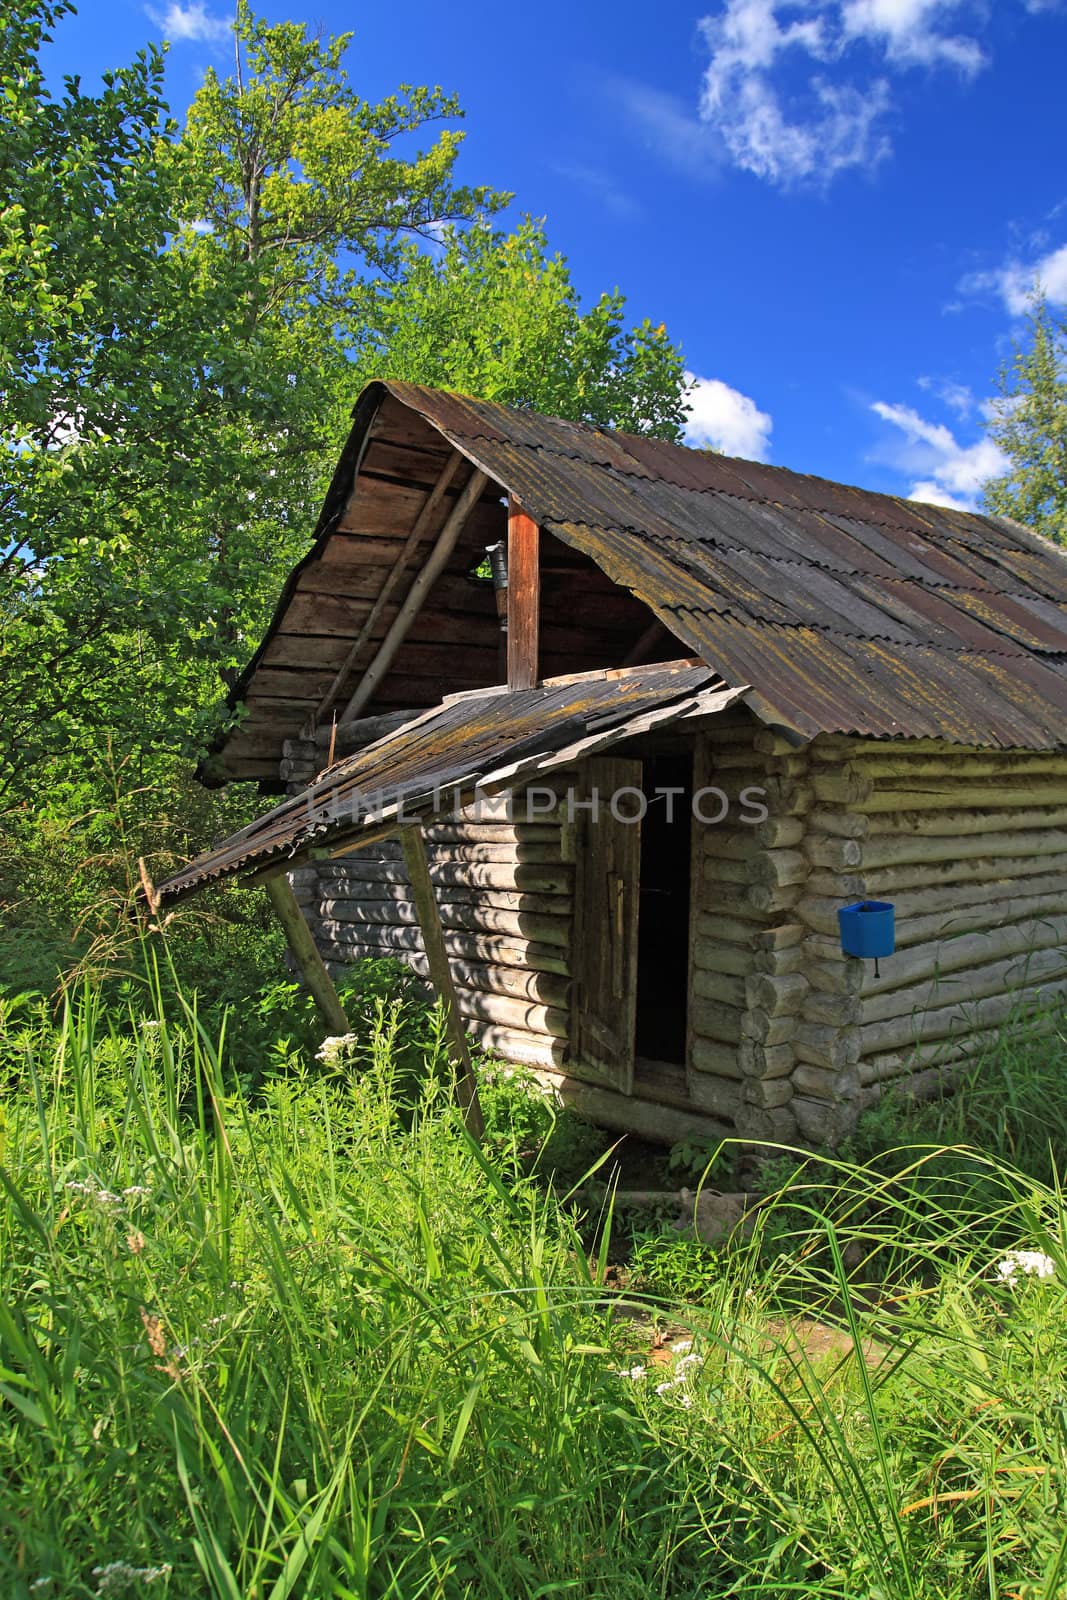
[263,873,350,1036]
[507,499,540,691]
[400,825,485,1141]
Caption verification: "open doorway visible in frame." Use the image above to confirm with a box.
[635,753,693,1065]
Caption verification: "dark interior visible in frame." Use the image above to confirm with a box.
[635,752,693,1065]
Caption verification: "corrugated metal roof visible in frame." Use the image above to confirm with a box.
[379,382,1067,746]
[208,381,1067,765]
[159,664,742,904]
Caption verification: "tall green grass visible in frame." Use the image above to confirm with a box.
[2,978,1066,1598]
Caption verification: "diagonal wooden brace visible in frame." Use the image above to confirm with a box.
[263,873,350,1036]
[401,824,485,1141]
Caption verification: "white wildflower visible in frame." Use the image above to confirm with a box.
[92,1561,172,1594]
[617,1364,647,1380]
[654,1375,698,1406]
[315,1032,359,1066]
[653,1344,705,1404]
[123,1186,151,1200]
[139,1020,162,1032]
[65,1179,123,1206]
[670,1338,693,1354]
[996,1249,1057,1286]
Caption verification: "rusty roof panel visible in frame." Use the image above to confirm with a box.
[950,588,1067,653]
[397,382,656,475]
[205,382,1067,774]
[842,577,1028,656]
[664,607,1067,747]
[609,431,763,497]
[158,663,732,903]
[941,538,1067,603]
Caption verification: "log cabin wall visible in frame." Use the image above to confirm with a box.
[686,714,812,1147]
[796,736,1067,1144]
[288,782,576,1071]
[285,723,1067,1150]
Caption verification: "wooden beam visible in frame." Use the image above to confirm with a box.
[622,618,670,668]
[313,451,463,726]
[314,707,423,763]
[507,499,540,691]
[341,466,491,725]
[400,825,485,1141]
[263,873,350,1035]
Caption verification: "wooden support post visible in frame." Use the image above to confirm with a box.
[341,466,490,724]
[401,825,486,1141]
[507,499,540,691]
[264,873,350,1036]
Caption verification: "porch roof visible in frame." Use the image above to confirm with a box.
[156,662,746,906]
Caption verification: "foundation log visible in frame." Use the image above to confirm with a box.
[792,1096,857,1146]
[733,1104,798,1144]
[474,1025,567,1071]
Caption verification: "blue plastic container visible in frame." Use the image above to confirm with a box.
[838,900,895,960]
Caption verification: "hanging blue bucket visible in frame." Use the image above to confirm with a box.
[838,900,895,960]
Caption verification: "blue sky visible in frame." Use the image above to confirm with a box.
[45,0,1067,507]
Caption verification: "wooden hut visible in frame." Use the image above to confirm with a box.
[155,381,1067,1148]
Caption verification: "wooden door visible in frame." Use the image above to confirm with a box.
[566,757,641,1094]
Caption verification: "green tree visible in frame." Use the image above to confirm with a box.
[0,2,502,798]
[170,1,507,677]
[1,2,691,969]
[359,217,688,438]
[0,0,195,784]
[984,294,1067,544]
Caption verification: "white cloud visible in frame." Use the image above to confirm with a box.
[146,3,232,44]
[693,2,1041,187]
[684,371,773,459]
[840,0,986,70]
[907,479,973,510]
[916,375,974,417]
[961,240,1067,316]
[870,398,1008,507]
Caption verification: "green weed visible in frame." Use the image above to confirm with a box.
[2,974,1067,1598]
